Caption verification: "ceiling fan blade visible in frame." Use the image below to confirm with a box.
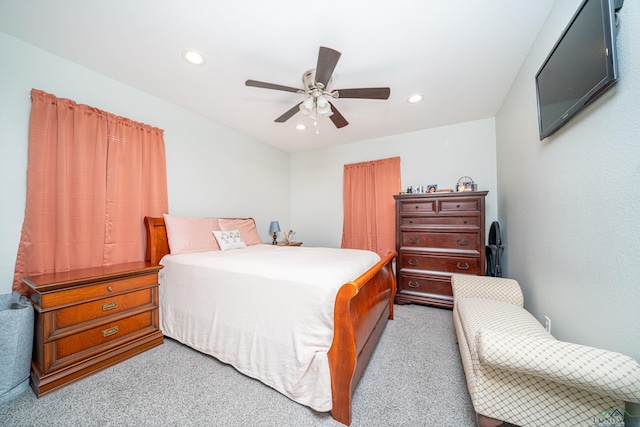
[246,79,302,93]
[315,47,341,88]
[334,87,391,100]
[275,102,303,123]
[329,102,349,128]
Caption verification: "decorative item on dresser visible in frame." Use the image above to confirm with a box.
[393,191,487,308]
[23,262,164,397]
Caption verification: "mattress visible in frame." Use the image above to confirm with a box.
[158,244,381,411]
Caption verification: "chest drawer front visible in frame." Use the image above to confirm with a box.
[439,198,481,213]
[401,253,480,275]
[401,231,481,251]
[400,216,480,228]
[51,288,155,336]
[399,200,436,214]
[43,310,156,373]
[41,273,158,309]
[398,272,454,298]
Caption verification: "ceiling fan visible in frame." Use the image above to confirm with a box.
[245,46,390,129]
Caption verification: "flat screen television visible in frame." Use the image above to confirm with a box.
[535,0,620,140]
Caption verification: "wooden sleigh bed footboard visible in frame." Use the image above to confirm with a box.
[144,216,397,426]
[328,250,397,425]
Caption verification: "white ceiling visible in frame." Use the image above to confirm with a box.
[0,0,554,153]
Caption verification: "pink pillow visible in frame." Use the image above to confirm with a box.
[163,214,221,254]
[219,218,263,246]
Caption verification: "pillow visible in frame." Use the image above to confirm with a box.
[219,218,262,246]
[212,230,247,251]
[163,214,221,254]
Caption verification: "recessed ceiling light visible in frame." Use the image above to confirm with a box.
[181,49,206,66]
[408,93,424,103]
[296,124,306,130]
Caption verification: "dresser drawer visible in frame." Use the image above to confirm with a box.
[400,216,480,228]
[47,288,156,339]
[42,310,156,373]
[398,272,453,296]
[439,197,482,213]
[399,200,436,214]
[401,231,481,251]
[400,253,480,275]
[38,273,158,310]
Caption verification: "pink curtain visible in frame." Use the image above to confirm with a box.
[341,156,400,257]
[13,89,168,294]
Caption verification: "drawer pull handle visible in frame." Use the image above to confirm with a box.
[409,220,413,224]
[408,259,419,266]
[463,220,468,224]
[457,239,469,246]
[107,286,113,292]
[102,301,118,311]
[407,281,419,288]
[408,237,420,244]
[456,204,461,208]
[102,326,119,338]
[457,262,470,270]
[415,205,419,209]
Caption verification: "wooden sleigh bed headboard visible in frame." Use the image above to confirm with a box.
[143,215,397,426]
[144,217,170,265]
[144,216,256,265]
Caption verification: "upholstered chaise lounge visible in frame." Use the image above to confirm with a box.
[451,274,640,427]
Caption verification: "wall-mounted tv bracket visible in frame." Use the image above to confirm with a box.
[614,0,623,31]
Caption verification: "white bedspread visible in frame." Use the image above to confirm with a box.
[158,244,381,412]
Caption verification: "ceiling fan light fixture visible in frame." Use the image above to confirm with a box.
[299,95,333,120]
[301,96,315,111]
[181,49,206,66]
[316,95,331,111]
[296,124,306,130]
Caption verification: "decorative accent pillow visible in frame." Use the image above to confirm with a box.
[212,230,247,251]
[219,218,263,246]
[163,214,221,254]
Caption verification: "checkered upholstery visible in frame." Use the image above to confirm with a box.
[452,275,640,427]
[452,274,523,307]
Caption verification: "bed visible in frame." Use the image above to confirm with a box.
[144,216,397,425]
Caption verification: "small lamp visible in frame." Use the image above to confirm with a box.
[269,221,281,245]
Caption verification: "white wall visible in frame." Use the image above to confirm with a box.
[0,33,291,295]
[291,118,498,248]
[495,0,640,360]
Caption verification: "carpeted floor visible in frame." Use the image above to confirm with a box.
[0,304,480,426]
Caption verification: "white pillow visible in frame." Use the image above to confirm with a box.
[212,230,247,251]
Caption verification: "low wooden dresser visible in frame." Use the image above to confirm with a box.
[394,191,487,308]
[23,261,164,397]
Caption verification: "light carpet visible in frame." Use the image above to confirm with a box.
[0,304,479,426]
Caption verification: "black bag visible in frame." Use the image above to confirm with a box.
[486,221,504,277]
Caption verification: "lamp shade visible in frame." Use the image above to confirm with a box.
[269,221,281,233]
[299,95,333,120]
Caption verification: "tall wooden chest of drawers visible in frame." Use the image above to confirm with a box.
[23,262,164,397]
[394,191,487,308]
